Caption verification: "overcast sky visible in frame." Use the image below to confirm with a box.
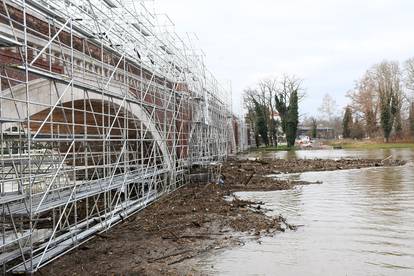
[154,0,414,117]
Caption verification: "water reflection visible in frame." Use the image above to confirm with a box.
[198,149,414,276]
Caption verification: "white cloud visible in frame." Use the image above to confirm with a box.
[154,0,414,115]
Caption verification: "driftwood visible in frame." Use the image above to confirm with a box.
[168,254,194,265]
[278,215,298,231]
[381,155,393,163]
[168,245,218,265]
[162,233,222,240]
[95,233,110,239]
[243,173,255,186]
[148,249,192,263]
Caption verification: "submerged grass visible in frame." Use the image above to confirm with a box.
[330,140,414,150]
[248,140,414,152]
[249,145,296,152]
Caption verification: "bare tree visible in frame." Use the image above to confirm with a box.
[347,70,380,137]
[275,75,304,133]
[318,93,337,122]
[243,88,259,113]
[406,59,414,139]
[404,58,414,92]
[404,58,414,114]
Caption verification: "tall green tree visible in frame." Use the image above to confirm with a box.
[351,117,365,139]
[254,100,269,146]
[285,90,299,148]
[365,109,378,138]
[392,94,403,139]
[394,113,403,139]
[380,95,393,142]
[311,118,317,139]
[254,127,260,148]
[259,79,278,146]
[275,75,302,148]
[379,90,399,143]
[275,95,288,134]
[375,61,401,143]
[244,75,303,148]
[275,75,303,135]
[269,118,279,147]
[342,106,353,138]
[409,102,414,139]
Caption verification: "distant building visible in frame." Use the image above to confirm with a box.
[271,111,281,122]
[297,125,335,139]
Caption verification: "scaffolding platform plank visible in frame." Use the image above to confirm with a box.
[0,34,22,48]
[0,193,25,205]
[3,168,169,215]
[0,117,25,123]
[0,247,30,266]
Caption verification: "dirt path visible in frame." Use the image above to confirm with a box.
[39,158,405,276]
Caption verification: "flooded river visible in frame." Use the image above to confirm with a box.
[198,149,414,276]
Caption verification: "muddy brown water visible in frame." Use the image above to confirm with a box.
[197,149,414,276]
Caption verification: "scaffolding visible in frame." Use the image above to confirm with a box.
[0,0,236,273]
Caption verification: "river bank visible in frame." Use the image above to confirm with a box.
[327,139,414,150]
[39,158,406,276]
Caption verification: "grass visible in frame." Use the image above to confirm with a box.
[329,140,414,150]
[248,140,414,153]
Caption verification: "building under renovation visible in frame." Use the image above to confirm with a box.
[0,0,248,273]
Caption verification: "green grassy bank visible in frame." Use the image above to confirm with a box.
[329,140,414,150]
